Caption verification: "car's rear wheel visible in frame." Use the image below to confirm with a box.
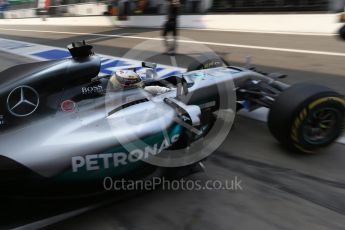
[267,83,345,153]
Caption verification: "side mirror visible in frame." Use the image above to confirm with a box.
[176,77,188,98]
[145,69,158,80]
[142,61,157,69]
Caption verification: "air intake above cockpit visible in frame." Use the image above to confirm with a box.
[67,40,94,59]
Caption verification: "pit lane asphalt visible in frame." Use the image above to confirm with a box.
[0,25,344,92]
[0,25,345,229]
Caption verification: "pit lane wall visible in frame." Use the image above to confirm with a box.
[116,14,343,34]
[2,3,108,19]
[0,13,343,34]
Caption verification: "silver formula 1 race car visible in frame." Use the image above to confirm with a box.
[0,41,344,197]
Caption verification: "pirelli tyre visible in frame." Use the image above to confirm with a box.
[339,25,345,40]
[187,57,227,71]
[268,83,345,154]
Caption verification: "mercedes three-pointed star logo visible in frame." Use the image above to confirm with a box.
[7,85,40,117]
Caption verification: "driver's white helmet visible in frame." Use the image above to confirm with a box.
[110,70,144,90]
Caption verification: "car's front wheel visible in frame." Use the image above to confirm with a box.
[267,83,345,153]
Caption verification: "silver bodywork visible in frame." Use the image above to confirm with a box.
[0,67,241,178]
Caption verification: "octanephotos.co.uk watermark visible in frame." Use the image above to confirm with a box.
[103,176,243,191]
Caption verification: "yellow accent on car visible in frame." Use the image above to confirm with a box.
[299,111,304,121]
[319,123,328,129]
[291,119,300,142]
[308,97,345,110]
[294,117,301,128]
[302,108,307,118]
[291,133,298,142]
[291,108,309,145]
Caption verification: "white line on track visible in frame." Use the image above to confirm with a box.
[12,201,109,230]
[181,27,338,36]
[1,27,345,58]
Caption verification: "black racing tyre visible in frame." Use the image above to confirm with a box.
[339,25,345,40]
[268,83,345,154]
[187,56,228,72]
